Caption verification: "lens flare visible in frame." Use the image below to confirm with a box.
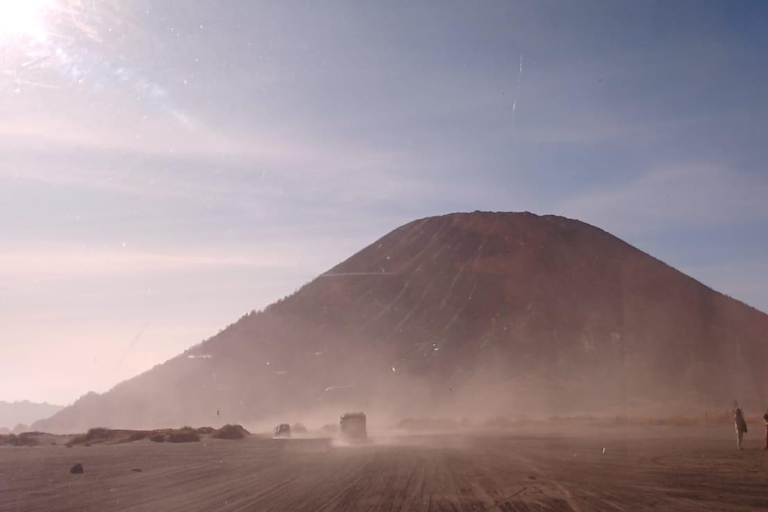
[0,0,54,41]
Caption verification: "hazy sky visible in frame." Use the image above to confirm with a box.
[1,0,767,405]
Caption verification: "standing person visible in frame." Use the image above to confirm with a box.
[763,408,768,450]
[734,404,748,450]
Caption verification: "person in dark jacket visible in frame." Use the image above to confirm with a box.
[734,404,748,450]
[763,408,768,450]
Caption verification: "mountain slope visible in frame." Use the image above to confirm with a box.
[34,212,768,432]
[0,400,63,431]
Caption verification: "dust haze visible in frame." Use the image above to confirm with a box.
[3,0,767,508]
[31,213,768,434]
[5,213,767,510]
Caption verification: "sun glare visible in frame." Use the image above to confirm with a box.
[0,0,53,41]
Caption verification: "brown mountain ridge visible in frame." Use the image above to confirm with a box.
[34,212,768,433]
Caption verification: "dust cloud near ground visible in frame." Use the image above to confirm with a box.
[2,425,767,511]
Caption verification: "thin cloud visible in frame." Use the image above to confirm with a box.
[556,164,768,234]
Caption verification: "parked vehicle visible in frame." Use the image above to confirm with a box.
[273,423,291,438]
[339,412,367,441]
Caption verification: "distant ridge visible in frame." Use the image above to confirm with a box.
[0,400,64,431]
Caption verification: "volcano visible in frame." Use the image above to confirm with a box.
[34,212,768,432]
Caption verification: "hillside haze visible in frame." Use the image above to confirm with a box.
[34,212,768,433]
[0,401,63,431]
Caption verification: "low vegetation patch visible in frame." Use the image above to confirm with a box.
[65,426,207,446]
[66,428,152,447]
[126,431,150,442]
[212,424,249,440]
[61,423,274,446]
[166,427,200,443]
[0,433,39,446]
[85,427,112,441]
[321,423,339,434]
[67,428,115,446]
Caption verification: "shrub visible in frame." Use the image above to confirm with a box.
[213,424,249,440]
[291,423,308,434]
[196,426,215,435]
[19,434,39,446]
[66,427,115,446]
[85,427,113,441]
[1,433,38,446]
[127,431,149,442]
[149,433,166,443]
[321,423,339,434]
[166,427,200,443]
[66,436,84,447]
